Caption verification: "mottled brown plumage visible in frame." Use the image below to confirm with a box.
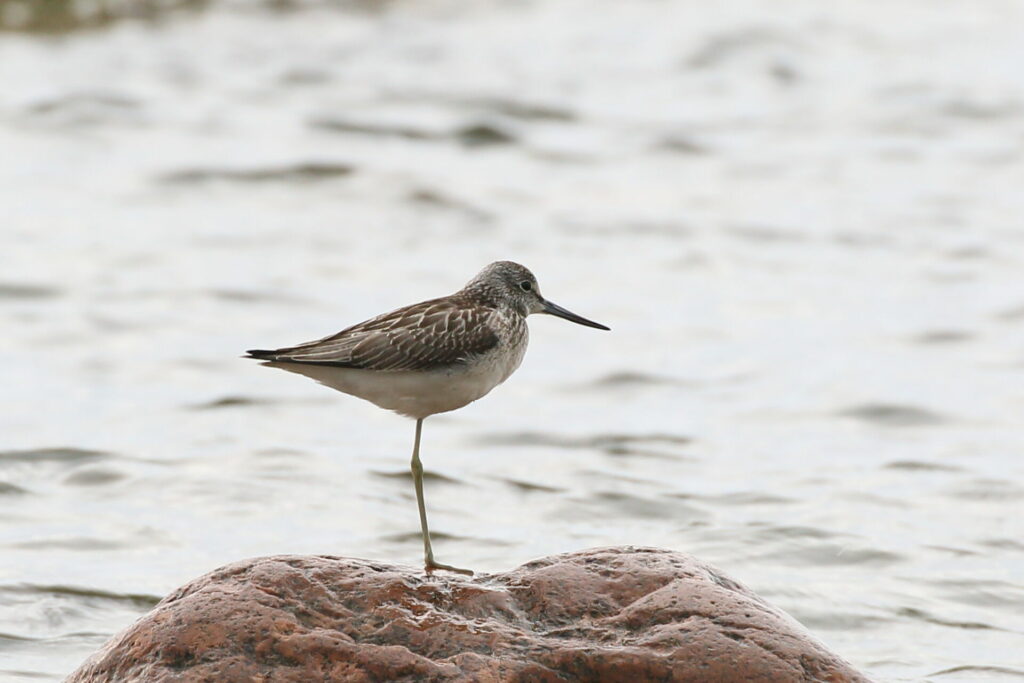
[247,295,502,371]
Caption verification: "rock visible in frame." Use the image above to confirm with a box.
[68,546,870,682]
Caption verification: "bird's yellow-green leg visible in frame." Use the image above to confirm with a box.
[411,419,473,576]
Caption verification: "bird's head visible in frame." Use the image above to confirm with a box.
[464,261,609,330]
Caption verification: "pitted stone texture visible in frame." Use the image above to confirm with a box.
[67,546,871,682]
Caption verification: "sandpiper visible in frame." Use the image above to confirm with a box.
[246,261,609,574]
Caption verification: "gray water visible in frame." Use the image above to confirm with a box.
[2,1,1024,680]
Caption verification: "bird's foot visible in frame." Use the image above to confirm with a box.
[424,559,474,576]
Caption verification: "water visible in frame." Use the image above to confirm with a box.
[2,1,1024,680]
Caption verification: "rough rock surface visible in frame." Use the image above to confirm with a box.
[68,546,870,682]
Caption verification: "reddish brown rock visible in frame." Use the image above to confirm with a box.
[68,546,870,682]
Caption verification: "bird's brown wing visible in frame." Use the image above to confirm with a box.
[246,297,500,371]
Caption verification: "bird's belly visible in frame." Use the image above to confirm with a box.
[266,350,522,419]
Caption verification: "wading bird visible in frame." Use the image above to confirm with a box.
[247,261,609,574]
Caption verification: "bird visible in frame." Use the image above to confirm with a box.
[246,261,609,574]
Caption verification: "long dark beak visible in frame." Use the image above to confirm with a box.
[541,299,610,330]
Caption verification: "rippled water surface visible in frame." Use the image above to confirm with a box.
[2,1,1024,680]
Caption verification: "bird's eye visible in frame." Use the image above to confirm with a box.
[519,281,533,292]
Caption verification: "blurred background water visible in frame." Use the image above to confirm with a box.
[2,0,1024,680]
